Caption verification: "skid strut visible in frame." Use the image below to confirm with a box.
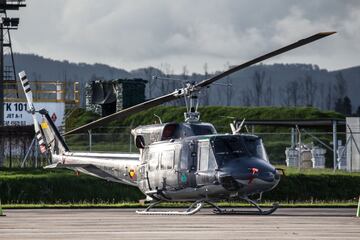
[136,200,204,215]
[136,198,279,216]
[213,197,279,215]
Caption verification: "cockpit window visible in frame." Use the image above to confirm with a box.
[243,136,269,161]
[211,135,269,163]
[211,136,247,160]
[161,124,181,140]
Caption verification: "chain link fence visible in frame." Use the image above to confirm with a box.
[3,125,358,171]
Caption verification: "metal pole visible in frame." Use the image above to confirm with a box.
[291,128,295,148]
[0,22,3,125]
[34,139,38,168]
[88,130,92,152]
[297,126,302,171]
[0,23,4,167]
[332,120,337,171]
[350,135,353,172]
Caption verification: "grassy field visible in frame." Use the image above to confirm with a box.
[1,167,360,207]
[2,201,358,209]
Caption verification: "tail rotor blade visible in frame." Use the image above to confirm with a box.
[18,71,35,111]
[32,115,47,153]
[18,71,47,153]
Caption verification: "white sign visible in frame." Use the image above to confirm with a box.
[4,102,65,128]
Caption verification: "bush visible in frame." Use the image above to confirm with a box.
[1,169,359,204]
[263,174,360,202]
[0,169,143,204]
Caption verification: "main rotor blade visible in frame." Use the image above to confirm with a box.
[195,32,336,89]
[65,31,335,135]
[64,91,179,135]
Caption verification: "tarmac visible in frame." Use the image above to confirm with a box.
[0,208,359,239]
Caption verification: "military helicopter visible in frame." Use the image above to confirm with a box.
[19,32,335,215]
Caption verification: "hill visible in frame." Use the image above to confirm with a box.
[66,106,344,132]
[6,53,360,112]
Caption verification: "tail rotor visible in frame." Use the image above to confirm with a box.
[18,71,47,153]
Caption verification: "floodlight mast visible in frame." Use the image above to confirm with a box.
[0,0,26,126]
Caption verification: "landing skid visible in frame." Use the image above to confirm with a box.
[136,198,279,216]
[136,200,204,215]
[213,198,279,215]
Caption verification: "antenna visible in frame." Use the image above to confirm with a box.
[0,0,26,126]
[154,114,162,124]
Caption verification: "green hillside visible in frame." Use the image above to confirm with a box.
[67,106,344,132]
[65,106,344,165]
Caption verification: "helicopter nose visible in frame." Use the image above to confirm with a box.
[239,162,280,188]
[218,166,280,192]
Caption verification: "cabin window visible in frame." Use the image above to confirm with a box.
[198,142,209,171]
[148,151,159,171]
[180,147,189,170]
[198,141,218,171]
[160,150,175,170]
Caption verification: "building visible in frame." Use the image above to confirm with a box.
[86,79,147,117]
[346,117,360,172]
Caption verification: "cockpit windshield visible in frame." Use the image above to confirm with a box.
[210,135,269,163]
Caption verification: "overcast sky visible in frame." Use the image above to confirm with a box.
[9,0,360,74]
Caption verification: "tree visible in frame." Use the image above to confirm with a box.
[343,96,352,116]
[241,89,252,106]
[356,106,360,117]
[303,75,317,106]
[319,83,325,109]
[285,80,302,106]
[326,83,333,110]
[263,77,273,106]
[224,62,232,106]
[335,96,352,116]
[334,98,343,113]
[334,72,347,100]
[281,83,291,107]
[252,70,265,106]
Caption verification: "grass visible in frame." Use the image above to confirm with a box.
[4,166,360,178]
[2,201,358,209]
[277,166,360,176]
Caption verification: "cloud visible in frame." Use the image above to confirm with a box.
[10,0,360,73]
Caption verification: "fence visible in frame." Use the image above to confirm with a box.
[2,124,360,171]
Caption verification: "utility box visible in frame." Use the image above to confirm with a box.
[285,148,299,167]
[311,147,326,168]
[86,79,147,117]
[286,145,326,169]
[346,117,360,172]
[300,148,313,168]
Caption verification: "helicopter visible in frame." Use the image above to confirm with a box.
[19,31,335,215]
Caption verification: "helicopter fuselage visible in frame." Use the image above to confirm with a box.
[137,133,280,201]
[53,122,280,202]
